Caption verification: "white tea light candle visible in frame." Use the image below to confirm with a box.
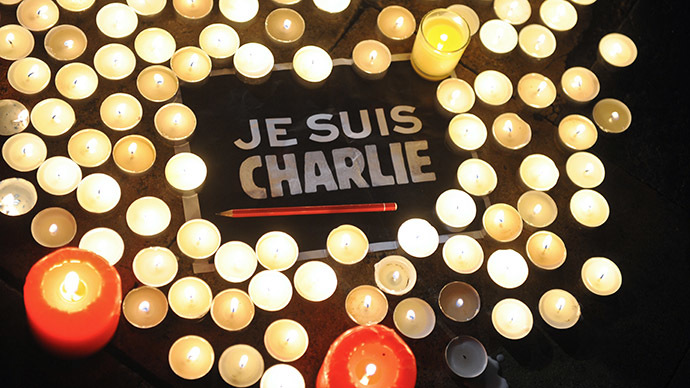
[519,154,559,191]
[352,40,391,80]
[78,227,125,266]
[442,235,483,274]
[2,133,47,172]
[211,289,255,331]
[219,0,259,23]
[176,219,221,259]
[561,67,600,103]
[132,247,179,287]
[491,298,533,340]
[96,3,138,38]
[122,286,168,329]
[173,0,212,19]
[154,103,197,143]
[397,218,439,258]
[134,28,176,64]
[491,112,531,150]
[487,249,528,289]
[447,113,487,151]
[248,270,293,312]
[93,43,137,81]
[494,0,531,25]
[67,129,111,168]
[393,297,436,339]
[581,257,622,296]
[165,152,207,192]
[438,281,480,322]
[76,173,121,213]
[126,197,171,237]
[518,24,556,59]
[474,70,513,106]
[593,98,632,134]
[326,224,369,265]
[517,190,558,228]
[112,135,156,174]
[100,93,143,131]
[265,8,305,44]
[482,203,523,242]
[570,189,609,227]
[30,98,75,137]
[16,0,59,32]
[36,156,82,196]
[479,19,518,54]
[293,46,333,84]
[558,114,598,151]
[7,57,51,95]
[233,43,274,82]
[54,62,98,100]
[256,231,299,271]
[170,46,212,83]
[0,178,37,216]
[293,261,337,302]
[566,152,605,188]
[599,33,637,67]
[0,24,34,61]
[136,65,179,102]
[168,335,214,380]
[538,289,580,329]
[168,277,213,319]
[435,189,476,229]
[456,158,498,196]
[539,0,577,31]
[517,73,557,108]
[199,24,240,59]
[264,319,309,362]
[525,230,566,270]
[436,78,475,115]
[314,0,350,14]
[218,344,264,387]
[214,241,258,283]
[377,5,415,40]
[345,285,388,325]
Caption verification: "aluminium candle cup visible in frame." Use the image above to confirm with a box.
[176,219,221,260]
[479,19,518,54]
[79,227,125,266]
[557,114,598,151]
[122,286,168,329]
[517,190,558,228]
[30,98,76,136]
[374,255,417,296]
[292,45,333,88]
[261,364,305,388]
[526,230,566,270]
[0,25,35,61]
[211,288,255,331]
[345,285,388,326]
[445,335,488,378]
[517,73,557,109]
[264,319,309,362]
[154,103,197,144]
[491,298,533,340]
[438,281,480,322]
[219,0,259,23]
[168,335,214,380]
[55,62,99,100]
[0,99,30,136]
[96,3,138,39]
[566,152,605,188]
[435,78,475,117]
[126,197,171,237]
[352,40,392,80]
[581,257,622,296]
[134,28,176,64]
[36,156,82,196]
[442,235,484,274]
[599,33,637,68]
[376,5,415,41]
[570,189,609,228]
[293,261,338,302]
[165,152,207,194]
[447,5,480,36]
[518,24,557,60]
[112,135,156,175]
[56,0,96,12]
[2,133,47,172]
[173,0,212,20]
[473,70,513,106]
[393,297,436,339]
[326,224,369,265]
[265,8,305,45]
[397,218,439,258]
[456,158,498,196]
[219,344,264,387]
[435,189,476,231]
[233,43,274,85]
[170,46,212,84]
[540,0,578,32]
[127,0,166,17]
[248,270,293,312]
[446,113,486,153]
[538,289,581,329]
[482,203,523,243]
[494,0,531,25]
[76,173,121,214]
[519,154,559,191]
[561,67,600,103]
[214,241,258,283]
[592,98,632,134]
[67,129,111,168]
[168,277,213,319]
[199,24,240,63]
[30,207,77,248]
[313,0,351,14]
[93,43,137,81]
[7,57,51,95]
[16,0,59,32]
[136,65,179,103]
[255,231,299,271]
[43,25,87,62]
[100,93,143,131]
[132,247,178,287]
[491,112,531,150]
[0,178,37,216]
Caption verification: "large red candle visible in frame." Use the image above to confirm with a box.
[24,247,122,357]
[317,325,417,388]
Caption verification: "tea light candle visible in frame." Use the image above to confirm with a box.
[248,270,293,312]
[445,336,488,378]
[447,113,487,151]
[326,224,369,265]
[373,255,417,296]
[314,0,350,14]
[219,0,259,23]
[44,25,87,61]
[592,98,631,134]
[0,178,37,216]
[173,0,212,19]
[538,289,580,329]
[482,203,523,242]
[397,218,439,258]
[132,247,179,287]
[0,25,34,61]
[456,158,498,196]
[126,196,171,236]
[293,45,333,85]
[352,39,391,80]
[176,218,221,259]
[265,8,305,44]
[566,152,605,188]
[255,231,299,271]
[517,73,557,108]
[376,5,415,40]
[525,230,566,270]
[127,0,166,16]
[37,156,82,196]
[263,364,305,388]
[410,9,471,81]
[393,297,435,339]
[76,173,121,213]
[519,154,559,191]
[437,78,475,115]
[561,67,600,103]
[112,135,156,174]
[2,133,47,172]
[438,281,480,322]
[571,0,597,4]
[294,261,338,302]
[442,235,484,274]
[55,63,98,100]
[494,0,531,25]
[517,190,558,228]
[581,257,622,296]
[78,227,125,266]
[518,24,557,59]
[599,33,637,67]
[30,98,75,137]
[264,319,309,362]
[0,99,30,136]
[435,189,476,229]
[96,3,138,38]
[93,43,137,80]
[210,288,255,331]
[558,114,598,151]
[30,207,77,248]
[136,65,179,102]
[487,249,528,289]
[16,0,59,32]
[539,0,577,31]
[215,241,258,283]
[570,189,609,227]
[168,335,214,380]
[67,129,111,168]
[233,43,274,82]
[491,298,532,340]
[492,112,531,150]
[170,46,212,83]
[345,285,388,325]
[168,277,213,319]
[273,0,301,4]
[154,103,197,143]
[165,152,207,192]
[23,248,121,356]
[122,286,168,329]
[100,93,143,131]
[474,70,513,106]
[135,28,176,64]
[219,344,264,387]
[56,0,95,12]
[7,57,51,94]
[199,24,240,59]
[479,19,518,54]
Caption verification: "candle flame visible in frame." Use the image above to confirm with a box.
[556,4,566,18]
[612,42,623,56]
[185,286,196,302]
[116,103,127,116]
[363,294,372,309]
[437,33,449,50]
[6,32,15,45]
[64,40,74,49]
[535,34,545,50]
[503,120,513,133]
[394,16,404,29]
[536,80,548,95]
[238,354,248,368]
[230,297,239,313]
[139,300,150,313]
[584,162,594,175]
[360,363,378,386]
[112,53,121,66]
[495,210,505,225]
[574,123,585,136]
[456,297,464,308]
[391,270,400,283]
[599,269,607,280]
[48,223,58,235]
[571,75,583,89]
[582,196,595,212]
[128,142,138,155]
[609,111,620,122]
[27,64,39,78]
[51,106,62,122]
[172,112,182,125]
[153,255,163,269]
[283,19,292,30]
[60,271,83,302]
[154,73,164,85]
[450,90,461,106]
[186,346,201,361]
[285,329,297,344]
[543,234,553,250]
[406,309,416,321]
[37,5,49,17]
[84,138,97,153]
[556,297,566,312]
[189,53,199,68]
[21,143,34,156]
[342,233,351,248]
[369,50,377,64]
[533,203,543,215]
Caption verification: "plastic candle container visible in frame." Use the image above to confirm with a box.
[78,227,125,266]
[211,289,255,331]
[132,247,178,287]
[0,178,37,216]
[30,207,77,248]
[168,335,214,380]
[93,43,137,80]
[373,255,417,296]
[0,99,30,136]
[2,133,47,172]
[168,277,213,319]
[492,112,531,150]
[67,129,111,168]
[442,235,484,274]
[326,224,369,265]
[214,241,258,283]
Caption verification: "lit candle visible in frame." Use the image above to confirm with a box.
[23,248,121,356]
[233,43,274,83]
[447,5,480,36]
[558,114,598,151]
[168,277,213,319]
[100,93,143,131]
[581,257,622,296]
[127,0,166,16]
[313,0,350,14]
[112,135,156,174]
[0,178,37,216]
[126,196,171,237]
[176,218,221,259]
[566,151,605,188]
[518,24,557,59]
[491,298,533,340]
[165,152,207,192]
[570,189,609,227]
[293,45,333,85]
[44,25,87,61]
[7,57,51,94]
[397,218,439,258]
[438,281,480,322]
[436,78,475,115]
[168,335,214,380]
[442,235,484,274]
[173,0,212,19]
[132,246,179,287]
[293,261,338,302]
[516,190,558,228]
[599,33,637,67]
[482,203,523,242]
[345,285,388,325]
[211,288,255,331]
[539,0,577,32]
[376,5,415,40]
[122,286,168,329]
[410,9,471,81]
[248,270,293,312]
[170,46,212,83]
[538,289,581,329]
[0,99,30,136]
[494,0,531,25]
[67,129,111,168]
[16,0,59,32]
[519,154,559,191]
[56,0,95,12]
[134,28,177,64]
[592,98,631,134]
[456,158,498,196]
[445,336,487,378]
[263,364,305,388]
[326,224,369,265]
[30,207,77,248]
[54,62,99,100]
[373,255,417,296]
[561,67,600,103]
[76,173,121,213]
[96,3,138,38]
[154,103,197,143]
[435,189,476,229]
[136,65,179,102]
[393,297,435,339]
[264,319,309,362]
[214,241,258,283]
[256,231,299,271]
[2,133,47,172]
[447,113,487,151]
[93,43,137,80]
[273,0,301,4]
[572,0,597,4]
[36,156,82,196]
[487,249,528,289]
[30,98,75,136]
[219,0,259,23]
[0,25,34,61]
[219,344,264,387]
[491,112,531,150]
[265,8,305,44]
[473,70,513,106]
[479,19,518,54]
[525,230,566,270]
[78,227,125,266]
[517,73,557,108]
[352,39,392,80]
[199,23,240,59]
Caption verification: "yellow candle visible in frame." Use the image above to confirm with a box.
[170,46,212,83]
[491,112,531,150]
[30,98,75,136]
[96,3,138,38]
[168,277,213,319]
[293,45,333,84]
[265,8,305,44]
[199,24,240,59]
[76,173,121,213]
[447,5,480,36]
[397,218,439,258]
[154,103,197,143]
[132,247,179,287]
[68,129,111,168]
[435,189,476,229]
[55,63,98,100]
[473,70,513,106]
[173,0,212,19]
[214,241,258,283]
[487,249,528,289]
[516,190,558,228]
[2,133,47,172]
[293,261,338,302]
[411,9,471,81]
[447,113,487,151]
[436,78,475,114]
[233,43,274,82]
[326,224,369,265]
[176,219,221,259]
[127,0,166,16]
[494,0,531,25]
[255,231,299,271]
[219,344,264,387]
[100,93,142,131]
[599,33,637,68]
[345,285,388,325]
[260,364,305,388]
[525,230,566,270]
[352,40,392,80]
[561,67,600,103]
[56,0,95,12]
[78,227,125,265]
[373,255,417,296]
[30,207,77,248]
[16,0,59,32]
[519,154,559,191]
[592,98,631,134]
[126,197,171,237]
[558,114,598,151]
[7,57,51,94]
[136,65,179,102]
[538,289,580,329]
[376,5,415,40]
[44,25,87,61]
[479,19,518,54]
[36,156,82,196]
[442,235,483,274]
[168,335,214,380]
[566,152,605,188]
[491,298,533,339]
[112,135,156,174]
[0,25,34,61]
[264,319,309,362]
[122,286,168,329]
[165,152,207,192]
[219,0,259,22]
[134,28,177,64]
[0,178,37,216]
[211,289,255,331]
[539,0,577,31]
[248,270,293,312]
[570,189,609,227]
[581,257,622,296]
[456,158,498,196]
[393,297,436,339]
[518,24,557,59]
[482,203,523,242]
[438,281,480,322]
[313,0,350,14]
[93,43,136,81]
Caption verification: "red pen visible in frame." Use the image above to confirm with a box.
[218,202,398,218]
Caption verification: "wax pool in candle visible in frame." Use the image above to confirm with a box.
[581,257,622,296]
[248,270,293,312]
[214,241,258,283]
[447,113,487,151]
[55,62,99,100]
[593,98,632,134]
[519,154,559,191]
[256,231,299,271]
[170,46,212,83]
[482,204,523,242]
[168,277,213,319]
[30,98,75,136]
[558,114,598,151]
[566,152,605,188]
[263,364,305,388]
[127,0,166,16]
[538,289,580,329]
[435,189,476,229]
[79,227,125,266]
[457,158,498,196]
[23,248,122,357]
[479,19,518,54]
[517,190,558,228]
[526,230,567,270]
[487,249,529,289]
[176,218,221,259]
[93,43,137,80]
[219,344,264,387]
[76,173,121,213]
[2,133,47,172]
[199,24,240,59]
[326,224,369,264]
[293,46,333,84]
[0,178,37,216]
[67,129,111,168]
[442,235,484,274]
[345,285,388,325]
[374,255,417,296]
[122,286,168,329]
[100,93,143,131]
[314,0,350,14]
[265,8,305,44]
[132,247,179,287]
[96,3,138,38]
[211,289,255,331]
[474,70,513,106]
[352,40,392,80]
[377,5,415,40]
[397,218,439,258]
[31,207,77,248]
[445,336,488,378]
[165,152,207,192]
[599,33,637,67]
[517,73,557,108]
[154,103,197,143]
[112,135,156,174]
[492,112,531,150]
[570,189,609,227]
[436,78,475,115]
[0,24,34,61]
[393,297,436,339]
[540,0,577,31]
[0,99,30,136]
[219,0,259,22]
[494,0,531,25]
[294,261,338,302]
[233,43,274,82]
[16,0,59,32]
[561,67,600,103]
[438,281,480,322]
[173,0,212,19]
[518,24,557,59]
[135,28,177,64]
[168,335,214,380]
[7,57,51,95]
[37,156,82,196]
[56,0,95,12]
[44,25,87,61]
[264,319,309,362]
[491,298,533,340]
[126,197,171,237]
[137,65,179,102]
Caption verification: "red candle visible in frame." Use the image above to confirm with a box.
[317,325,416,388]
[24,247,122,357]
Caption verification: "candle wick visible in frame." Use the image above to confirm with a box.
[238,355,248,369]
[363,295,372,309]
[394,16,404,29]
[406,309,416,321]
[609,111,620,122]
